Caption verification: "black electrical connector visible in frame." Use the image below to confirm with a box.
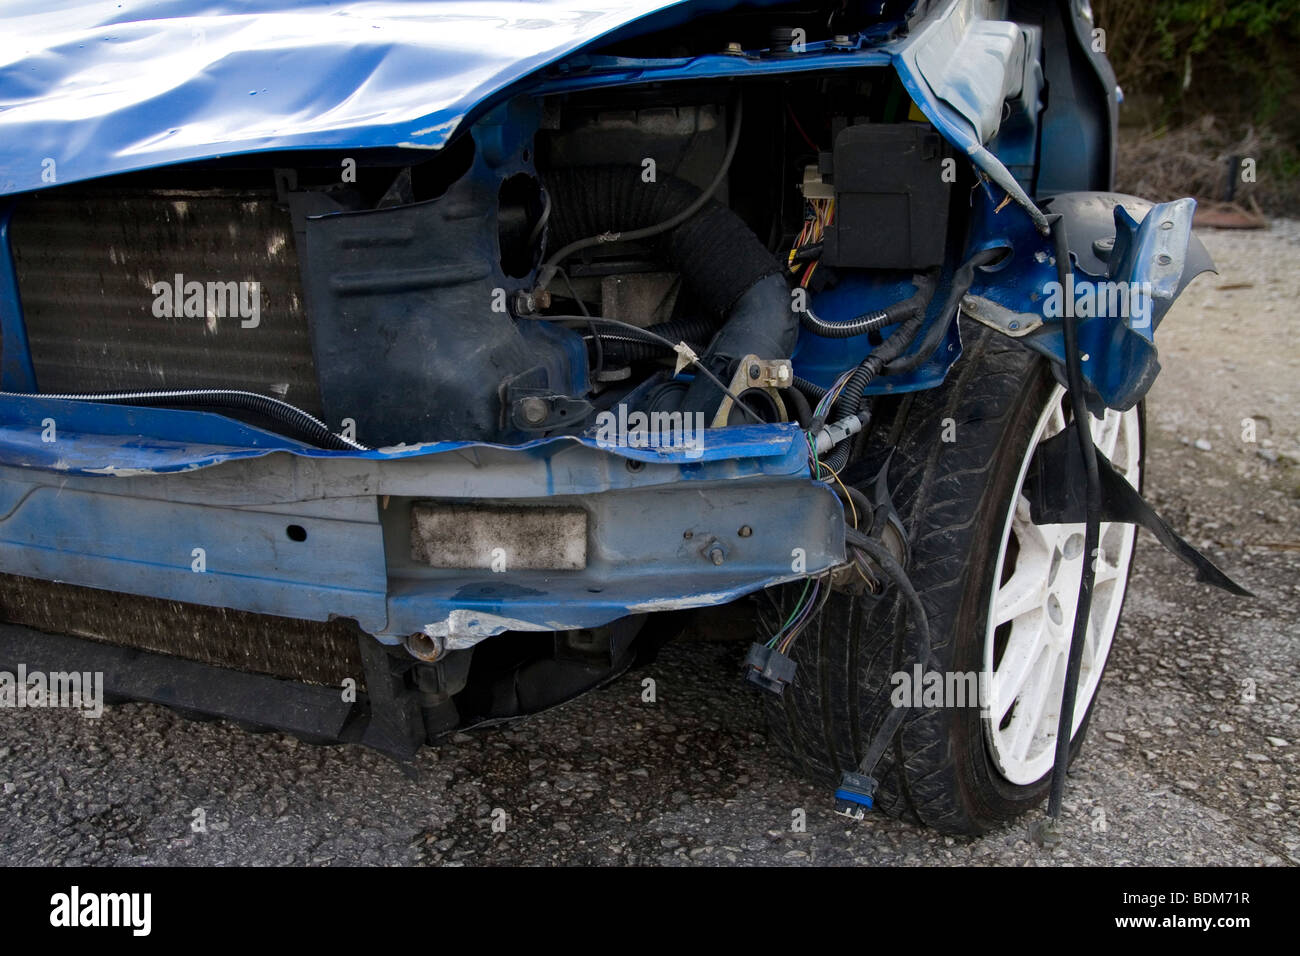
[743,642,797,696]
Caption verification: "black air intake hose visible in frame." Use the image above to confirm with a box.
[595,315,717,366]
[544,168,794,418]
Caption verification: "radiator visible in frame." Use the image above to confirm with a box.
[9,186,323,415]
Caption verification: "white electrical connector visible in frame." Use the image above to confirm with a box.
[800,164,833,201]
[814,413,868,455]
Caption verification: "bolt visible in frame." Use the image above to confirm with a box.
[833,34,852,46]
[738,525,753,537]
[724,41,744,55]
[708,547,725,566]
[519,397,548,425]
[683,530,694,539]
[405,632,445,662]
[748,364,761,379]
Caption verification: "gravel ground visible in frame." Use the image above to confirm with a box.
[0,223,1296,867]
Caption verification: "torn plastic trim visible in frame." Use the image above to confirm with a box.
[425,585,769,650]
[0,393,808,478]
[893,0,1051,234]
[1024,423,1252,597]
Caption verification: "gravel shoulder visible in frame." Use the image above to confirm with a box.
[0,223,1296,866]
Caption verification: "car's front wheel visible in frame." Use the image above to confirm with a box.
[764,322,1143,834]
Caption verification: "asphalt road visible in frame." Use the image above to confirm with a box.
[0,223,1296,866]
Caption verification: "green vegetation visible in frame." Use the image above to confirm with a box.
[1095,0,1300,212]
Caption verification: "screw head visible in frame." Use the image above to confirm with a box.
[738,525,753,537]
[519,397,548,425]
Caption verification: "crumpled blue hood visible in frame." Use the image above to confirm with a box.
[0,0,710,195]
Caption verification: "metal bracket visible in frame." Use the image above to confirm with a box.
[961,293,1042,337]
[710,353,793,427]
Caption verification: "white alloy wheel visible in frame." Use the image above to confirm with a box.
[983,385,1141,785]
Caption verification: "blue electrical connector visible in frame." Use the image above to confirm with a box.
[833,771,879,820]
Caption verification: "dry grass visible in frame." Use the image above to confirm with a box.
[1116,119,1299,217]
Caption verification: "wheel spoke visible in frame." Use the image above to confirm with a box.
[991,565,1045,627]
[1009,647,1063,761]
[1011,494,1058,558]
[1091,543,1124,585]
[990,613,1047,721]
[1046,398,1068,437]
[1093,409,1122,461]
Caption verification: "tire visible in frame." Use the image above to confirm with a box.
[763,320,1143,835]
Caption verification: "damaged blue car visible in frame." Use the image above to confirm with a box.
[0,0,1246,834]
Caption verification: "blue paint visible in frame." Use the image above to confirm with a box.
[793,272,963,395]
[963,189,1210,409]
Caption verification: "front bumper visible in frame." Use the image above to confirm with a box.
[0,396,845,647]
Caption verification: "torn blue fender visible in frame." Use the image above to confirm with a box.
[962,190,1215,410]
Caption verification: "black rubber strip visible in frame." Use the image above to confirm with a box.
[1024,424,1253,597]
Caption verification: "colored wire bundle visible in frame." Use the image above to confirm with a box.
[764,572,833,656]
[788,197,833,288]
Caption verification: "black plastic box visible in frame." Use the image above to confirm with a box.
[819,123,952,271]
